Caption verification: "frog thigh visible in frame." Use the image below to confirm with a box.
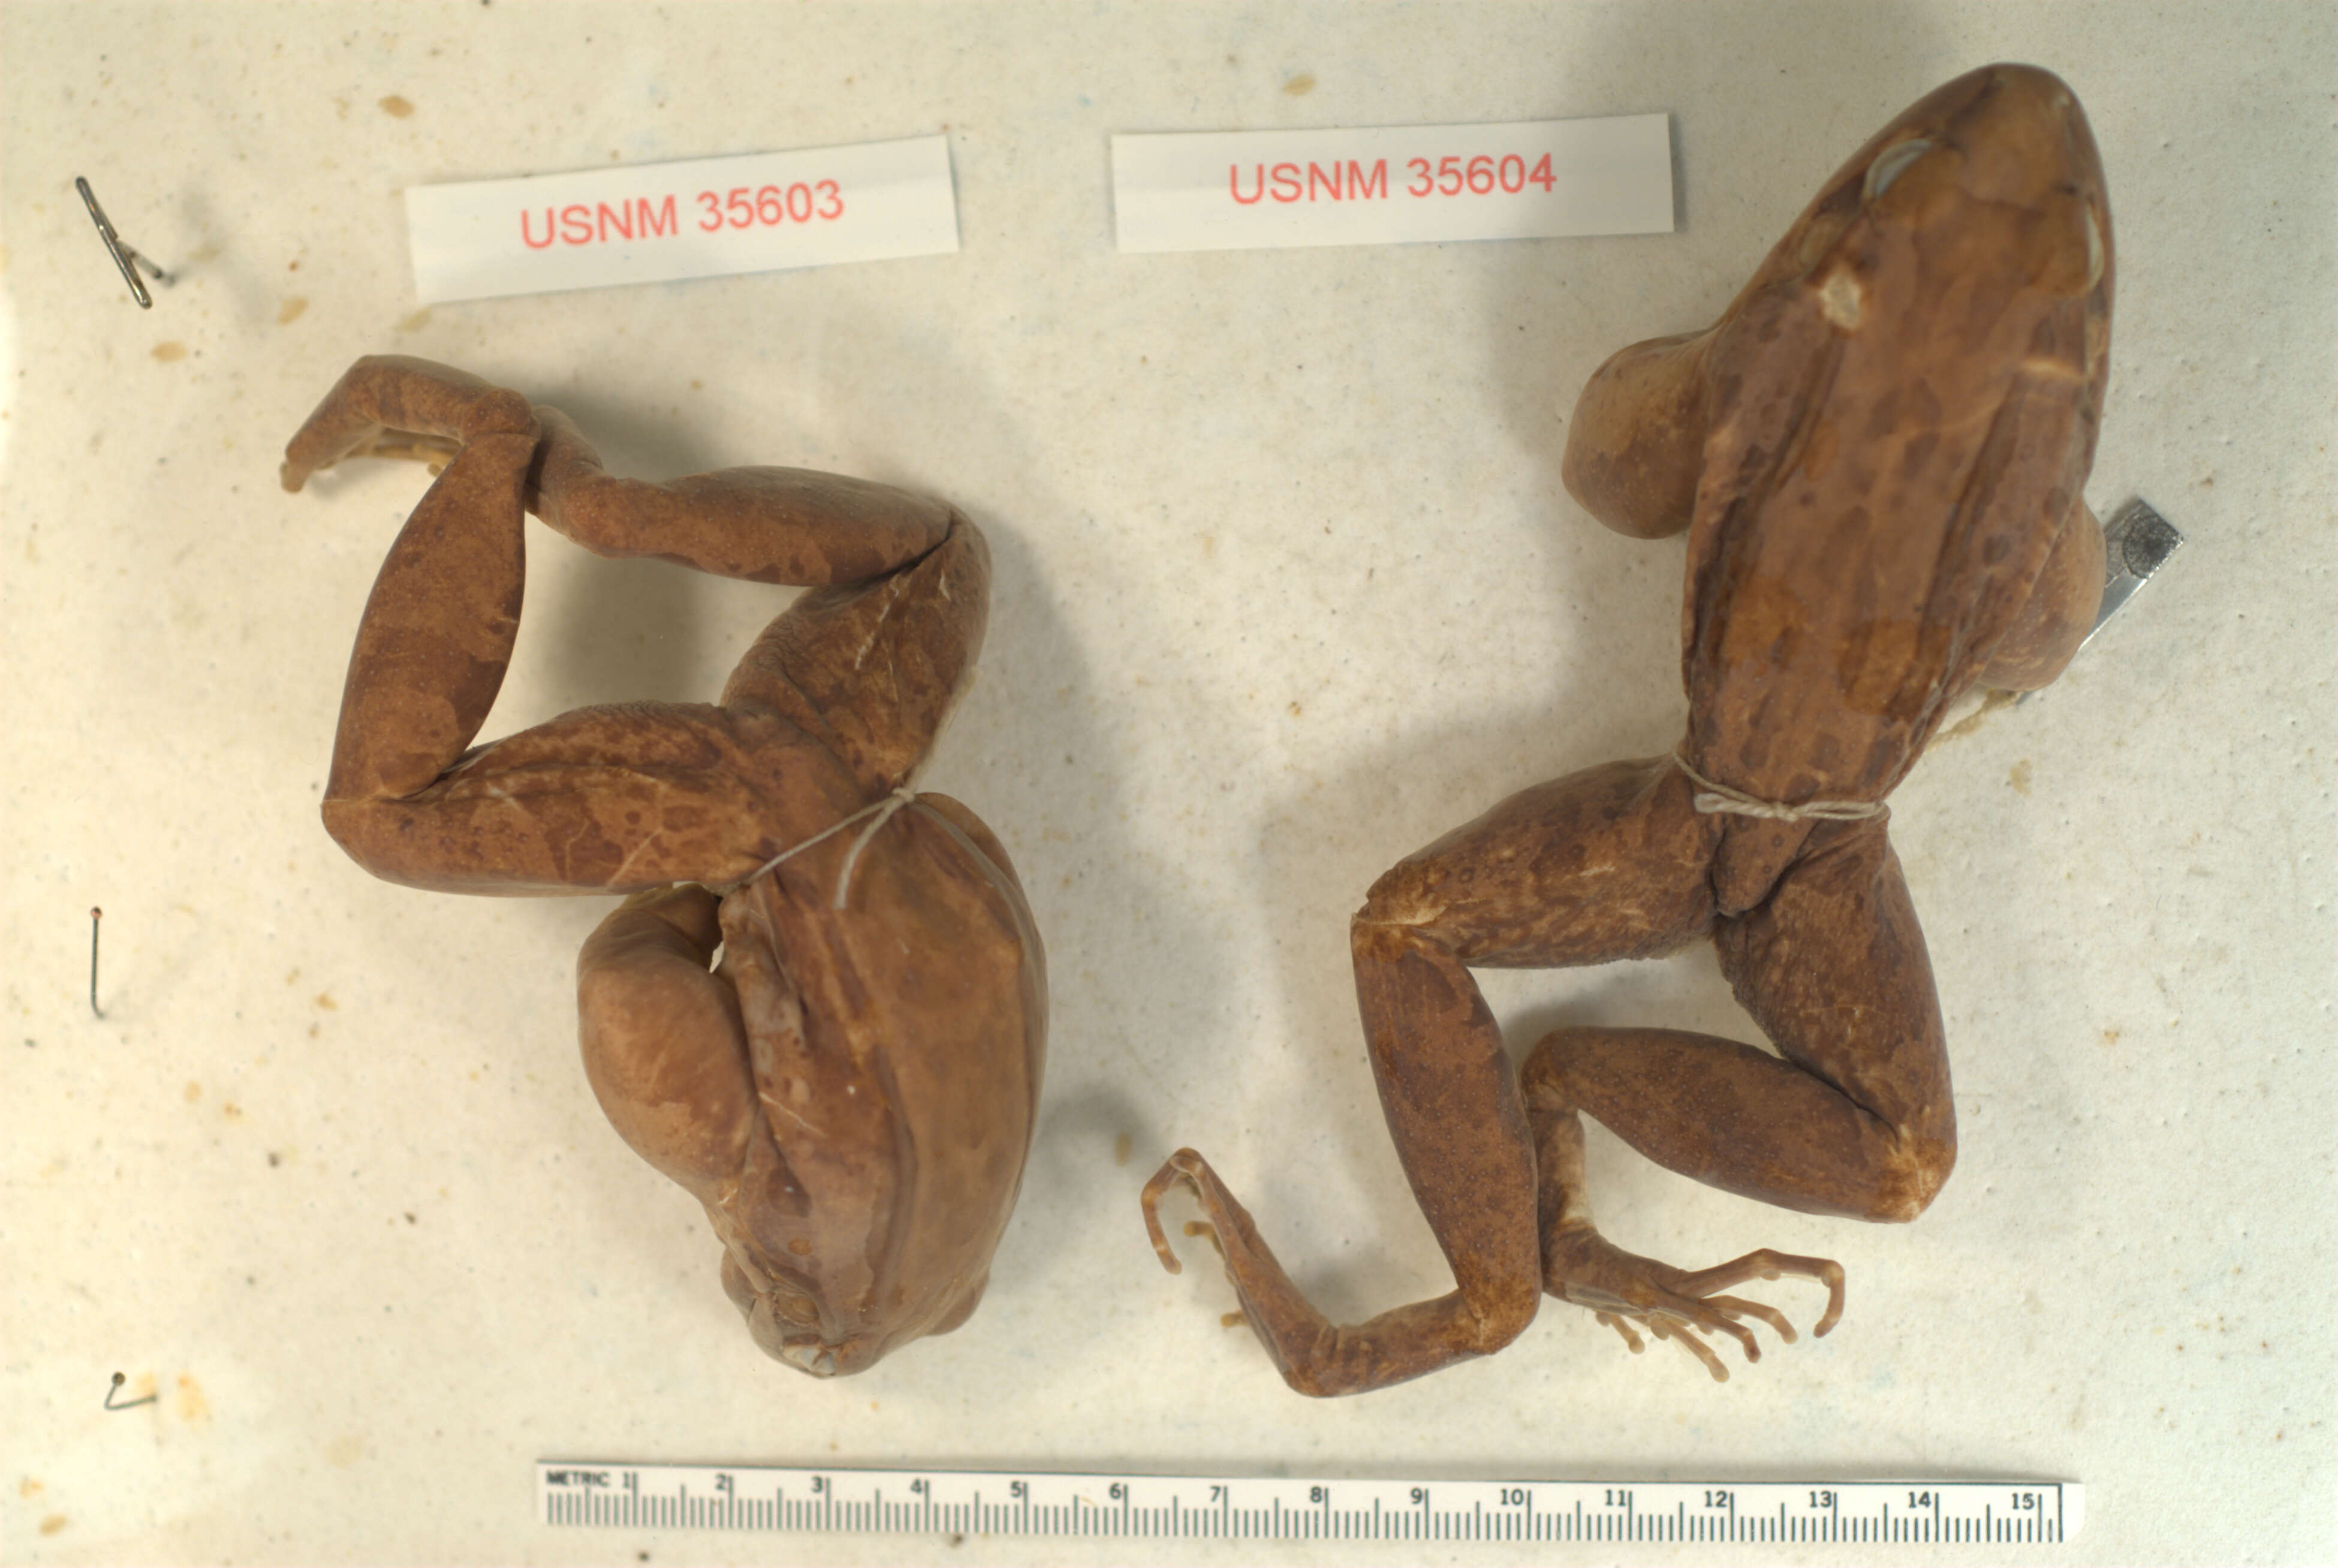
[324,701,831,895]
[576,885,755,1202]
[1358,753,1718,967]
[720,514,990,797]
[1712,819,1956,1222]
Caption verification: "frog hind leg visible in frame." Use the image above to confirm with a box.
[715,509,990,799]
[287,358,544,828]
[1526,1062,1848,1382]
[1143,755,1719,1395]
[302,390,797,894]
[575,884,754,1202]
[281,354,534,491]
[1141,1145,1503,1397]
[293,358,565,883]
[525,399,985,799]
[1524,813,1950,1377]
[296,360,971,892]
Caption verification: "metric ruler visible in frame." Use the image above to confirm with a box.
[537,1464,2081,1545]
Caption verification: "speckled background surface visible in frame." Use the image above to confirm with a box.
[3,3,2331,1564]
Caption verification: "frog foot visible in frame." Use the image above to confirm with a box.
[1141,1149,1333,1373]
[1543,1226,1844,1382]
[1141,1149,1266,1280]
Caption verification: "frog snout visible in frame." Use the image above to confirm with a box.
[777,1338,843,1378]
[740,1293,868,1377]
[772,1329,893,1378]
[1942,65,2105,216]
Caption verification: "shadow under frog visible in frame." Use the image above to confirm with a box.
[284,355,1047,1377]
[1147,64,2113,1395]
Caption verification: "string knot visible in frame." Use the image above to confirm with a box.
[1672,752,1884,823]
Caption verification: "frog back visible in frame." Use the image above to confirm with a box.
[1681,64,2111,814]
[713,792,1046,1372]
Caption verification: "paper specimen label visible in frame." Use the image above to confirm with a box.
[404,136,959,303]
[1111,115,1672,254]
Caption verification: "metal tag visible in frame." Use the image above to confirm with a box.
[2083,497,2185,648]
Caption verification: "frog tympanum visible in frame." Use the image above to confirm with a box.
[286,357,1047,1376]
[1145,64,2110,1394]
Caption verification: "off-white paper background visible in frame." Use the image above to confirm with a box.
[3,4,2331,1564]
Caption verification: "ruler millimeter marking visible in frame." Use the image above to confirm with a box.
[537,1464,2080,1543]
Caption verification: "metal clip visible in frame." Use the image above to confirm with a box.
[76,177,169,308]
[104,1373,157,1412]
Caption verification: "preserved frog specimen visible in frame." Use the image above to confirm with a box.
[1146,64,2110,1394]
[286,357,1046,1377]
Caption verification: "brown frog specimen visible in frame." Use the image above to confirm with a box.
[285,357,1046,1377]
[1144,64,2111,1393]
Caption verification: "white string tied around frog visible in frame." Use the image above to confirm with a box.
[1671,752,1885,823]
[744,786,921,910]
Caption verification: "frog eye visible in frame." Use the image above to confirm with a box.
[1863,138,1934,201]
